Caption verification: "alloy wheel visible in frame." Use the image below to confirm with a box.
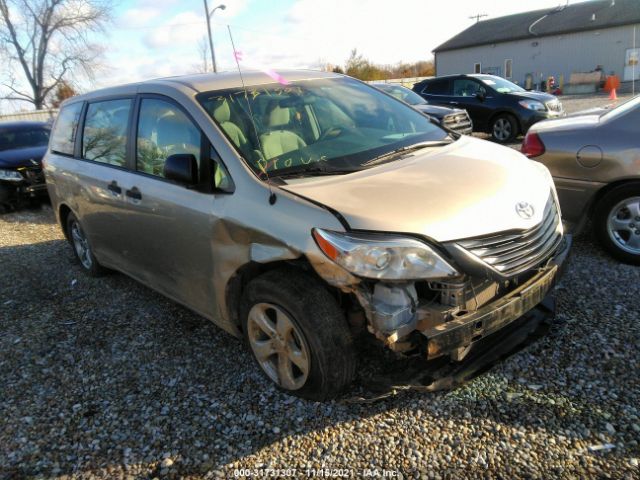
[607,196,640,254]
[493,118,512,141]
[246,302,310,390]
[70,221,93,269]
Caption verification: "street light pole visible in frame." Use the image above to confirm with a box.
[203,0,225,73]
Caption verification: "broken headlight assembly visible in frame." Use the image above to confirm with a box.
[312,228,459,280]
[0,169,23,182]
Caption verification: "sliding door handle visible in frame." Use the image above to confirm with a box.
[125,187,142,200]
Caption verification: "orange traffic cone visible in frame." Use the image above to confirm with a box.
[609,88,618,101]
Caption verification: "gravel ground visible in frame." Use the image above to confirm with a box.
[2,93,640,479]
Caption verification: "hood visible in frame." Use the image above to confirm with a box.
[0,146,47,169]
[281,136,553,242]
[509,90,557,103]
[529,114,600,134]
[413,104,464,119]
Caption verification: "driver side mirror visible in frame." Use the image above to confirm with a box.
[164,153,198,185]
[475,90,486,101]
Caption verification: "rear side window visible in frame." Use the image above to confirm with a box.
[136,98,201,178]
[50,102,82,156]
[423,79,450,95]
[82,99,132,167]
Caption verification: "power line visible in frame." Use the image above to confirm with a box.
[469,13,488,23]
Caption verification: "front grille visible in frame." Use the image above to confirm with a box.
[457,196,562,276]
[442,112,472,133]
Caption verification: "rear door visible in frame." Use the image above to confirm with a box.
[417,78,452,106]
[71,97,136,270]
[113,95,219,315]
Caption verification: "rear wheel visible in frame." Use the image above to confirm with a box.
[593,184,640,264]
[240,268,356,400]
[491,114,518,143]
[66,213,107,276]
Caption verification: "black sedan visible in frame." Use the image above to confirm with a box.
[372,83,473,135]
[413,74,565,143]
[0,121,51,210]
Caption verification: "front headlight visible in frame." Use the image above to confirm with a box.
[518,100,546,111]
[312,228,459,280]
[0,169,23,182]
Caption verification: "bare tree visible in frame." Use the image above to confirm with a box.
[191,37,209,74]
[0,0,111,110]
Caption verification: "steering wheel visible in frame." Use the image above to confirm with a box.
[319,126,343,141]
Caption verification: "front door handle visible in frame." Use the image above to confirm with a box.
[126,187,142,200]
[107,181,122,195]
[449,101,459,105]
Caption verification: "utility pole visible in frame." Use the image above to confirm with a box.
[469,13,488,23]
[203,0,226,73]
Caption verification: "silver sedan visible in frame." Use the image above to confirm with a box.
[522,95,640,264]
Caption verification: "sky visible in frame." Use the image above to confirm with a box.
[3,0,570,110]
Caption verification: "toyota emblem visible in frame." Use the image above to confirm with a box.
[515,201,535,219]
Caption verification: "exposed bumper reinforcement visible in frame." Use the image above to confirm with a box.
[422,234,572,360]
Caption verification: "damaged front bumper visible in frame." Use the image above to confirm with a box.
[422,234,572,361]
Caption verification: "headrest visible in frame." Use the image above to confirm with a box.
[267,104,290,128]
[212,99,231,123]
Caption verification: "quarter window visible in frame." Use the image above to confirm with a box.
[423,79,450,95]
[136,99,201,178]
[83,99,132,166]
[50,102,82,156]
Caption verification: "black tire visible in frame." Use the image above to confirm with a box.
[593,183,640,265]
[66,212,107,276]
[240,268,356,401]
[491,114,518,143]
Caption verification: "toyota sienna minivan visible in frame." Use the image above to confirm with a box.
[44,70,570,400]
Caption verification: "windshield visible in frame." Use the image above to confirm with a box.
[601,94,640,121]
[478,76,525,94]
[0,127,50,152]
[198,77,449,177]
[376,84,426,106]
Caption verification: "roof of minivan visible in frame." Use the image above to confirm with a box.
[69,69,340,103]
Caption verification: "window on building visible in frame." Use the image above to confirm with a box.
[474,63,482,74]
[504,59,513,79]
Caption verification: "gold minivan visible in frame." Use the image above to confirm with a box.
[44,71,570,400]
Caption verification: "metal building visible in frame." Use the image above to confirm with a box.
[434,0,640,89]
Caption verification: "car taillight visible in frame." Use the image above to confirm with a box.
[521,132,545,158]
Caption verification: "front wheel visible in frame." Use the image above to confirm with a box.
[240,268,356,400]
[491,114,518,143]
[66,213,107,276]
[593,184,640,264]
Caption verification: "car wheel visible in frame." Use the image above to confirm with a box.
[240,268,356,400]
[491,114,518,143]
[66,213,107,276]
[593,184,640,264]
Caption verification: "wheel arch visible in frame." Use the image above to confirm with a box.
[58,203,73,241]
[588,178,640,219]
[224,257,345,334]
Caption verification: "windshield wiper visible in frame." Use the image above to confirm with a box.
[271,163,358,180]
[361,139,454,167]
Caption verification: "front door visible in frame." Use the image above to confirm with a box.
[116,96,218,317]
[449,78,498,131]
